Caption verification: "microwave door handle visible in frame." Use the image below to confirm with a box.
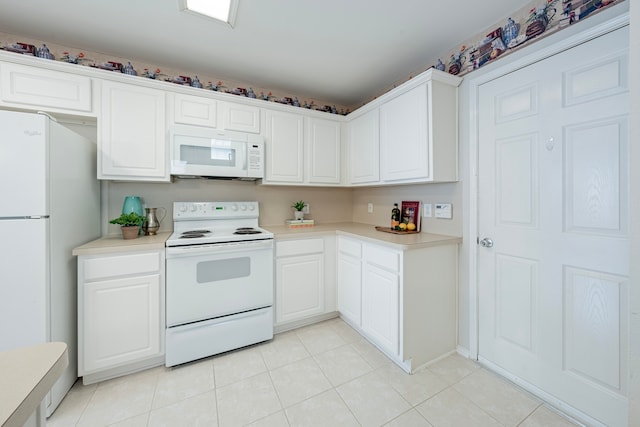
[241,144,247,171]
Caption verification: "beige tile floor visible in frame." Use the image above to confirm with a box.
[47,318,581,427]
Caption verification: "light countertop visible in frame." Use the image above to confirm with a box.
[0,342,68,427]
[72,224,460,255]
[264,222,461,250]
[72,232,172,256]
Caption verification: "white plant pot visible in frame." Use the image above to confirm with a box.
[294,211,304,220]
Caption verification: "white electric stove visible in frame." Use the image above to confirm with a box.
[165,201,274,367]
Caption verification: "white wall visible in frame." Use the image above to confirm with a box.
[350,183,462,236]
[627,1,639,425]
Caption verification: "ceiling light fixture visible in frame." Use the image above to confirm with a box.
[179,0,239,27]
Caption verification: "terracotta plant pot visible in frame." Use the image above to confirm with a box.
[121,226,140,240]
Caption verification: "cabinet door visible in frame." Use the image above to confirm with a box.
[337,253,361,326]
[306,117,340,184]
[276,254,324,324]
[362,264,399,356]
[0,62,92,112]
[173,93,217,127]
[220,101,260,133]
[379,83,430,182]
[348,108,380,184]
[99,81,168,181]
[263,109,304,183]
[82,274,161,373]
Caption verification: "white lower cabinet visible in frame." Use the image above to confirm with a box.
[337,235,458,372]
[337,237,362,326]
[275,237,336,330]
[78,249,165,384]
[362,258,400,356]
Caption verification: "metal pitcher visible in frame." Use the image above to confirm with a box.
[142,207,166,236]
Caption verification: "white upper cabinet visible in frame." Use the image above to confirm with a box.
[263,109,305,183]
[0,62,92,113]
[220,101,260,133]
[380,83,429,182]
[347,108,380,184]
[305,117,341,184]
[171,92,217,127]
[98,80,168,181]
[364,69,461,185]
[262,109,342,186]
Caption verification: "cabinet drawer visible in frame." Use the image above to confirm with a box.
[83,251,162,281]
[277,238,324,257]
[364,244,400,272]
[338,237,361,258]
[1,63,92,112]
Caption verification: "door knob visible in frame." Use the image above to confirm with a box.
[479,237,494,248]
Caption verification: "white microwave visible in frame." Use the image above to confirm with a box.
[170,125,264,180]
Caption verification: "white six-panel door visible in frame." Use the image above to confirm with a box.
[478,27,629,427]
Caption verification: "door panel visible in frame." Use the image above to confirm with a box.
[478,27,629,427]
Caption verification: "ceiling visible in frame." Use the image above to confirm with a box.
[0,0,531,109]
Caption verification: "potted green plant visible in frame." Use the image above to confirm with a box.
[291,200,306,220]
[109,212,146,239]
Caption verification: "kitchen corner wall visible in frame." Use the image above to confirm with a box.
[351,183,462,236]
[105,180,462,236]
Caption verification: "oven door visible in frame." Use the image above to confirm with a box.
[166,239,273,327]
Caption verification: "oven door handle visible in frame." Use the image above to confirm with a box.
[166,239,273,258]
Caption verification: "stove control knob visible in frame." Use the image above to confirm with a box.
[190,205,198,212]
[179,205,187,213]
[230,204,238,211]
[240,204,247,211]
[248,204,255,211]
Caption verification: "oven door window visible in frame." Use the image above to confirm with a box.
[197,257,249,282]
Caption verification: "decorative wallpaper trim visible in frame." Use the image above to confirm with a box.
[0,0,625,112]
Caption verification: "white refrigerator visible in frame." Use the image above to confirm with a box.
[0,110,100,418]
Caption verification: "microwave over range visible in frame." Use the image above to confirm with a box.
[170,125,265,180]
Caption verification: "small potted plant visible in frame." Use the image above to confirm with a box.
[109,212,146,239]
[291,200,306,220]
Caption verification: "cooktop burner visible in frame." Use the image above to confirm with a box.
[234,229,262,235]
[180,233,205,238]
[183,230,211,234]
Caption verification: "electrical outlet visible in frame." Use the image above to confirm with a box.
[435,203,452,219]
[367,203,374,213]
[302,204,310,214]
[423,203,432,217]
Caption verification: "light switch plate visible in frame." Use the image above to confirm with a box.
[423,203,432,217]
[367,203,374,213]
[435,203,452,219]
[302,204,310,214]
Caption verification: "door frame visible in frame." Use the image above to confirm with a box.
[461,5,630,359]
